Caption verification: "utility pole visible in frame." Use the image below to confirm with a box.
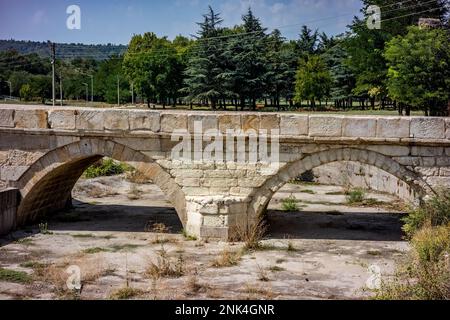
[117,75,120,107]
[83,83,88,106]
[59,73,63,106]
[131,82,134,105]
[89,75,94,102]
[48,41,56,106]
[6,81,12,100]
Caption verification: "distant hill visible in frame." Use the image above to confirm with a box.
[0,40,127,60]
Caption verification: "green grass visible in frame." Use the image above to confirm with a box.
[346,188,366,204]
[15,238,35,245]
[83,247,110,254]
[281,195,300,212]
[19,261,46,269]
[268,266,285,272]
[181,229,198,241]
[109,244,142,252]
[300,189,316,194]
[84,158,131,179]
[0,268,32,284]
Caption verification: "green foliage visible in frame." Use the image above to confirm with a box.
[375,191,450,300]
[402,190,450,238]
[19,84,32,101]
[0,268,32,284]
[385,26,450,116]
[84,158,129,179]
[375,224,450,300]
[294,55,331,108]
[281,195,299,212]
[412,224,450,263]
[346,188,366,204]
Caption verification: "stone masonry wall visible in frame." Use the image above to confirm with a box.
[0,105,449,239]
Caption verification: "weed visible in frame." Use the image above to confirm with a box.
[83,247,110,254]
[346,188,366,204]
[109,287,143,300]
[38,222,52,235]
[211,248,242,268]
[84,158,130,179]
[281,195,299,212]
[181,229,197,241]
[146,245,185,279]
[0,268,32,284]
[268,266,285,272]
[300,189,316,194]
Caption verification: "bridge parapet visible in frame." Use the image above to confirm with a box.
[1,105,449,240]
[0,105,449,144]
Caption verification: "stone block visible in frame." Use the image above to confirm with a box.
[309,116,343,137]
[76,110,105,131]
[218,115,241,133]
[280,115,308,136]
[161,114,188,133]
[14,109,48,129]
[188,114,218,133]
[410,118,445,139]
[342,117,376,137]
[104,110,129,131]
[260,114,279,130]
[376,117,410,138]
[48,110,76,130]
[242,115,260,131]
[129,110,160,132]
[0,109,14,127]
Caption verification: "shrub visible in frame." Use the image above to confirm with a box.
[403,190,450,237]
[281,195,299,211]
[109,287,143,300]
[84,158,129,179]
[346,188,366,204]
[412,224,450,263]
[374,191,450,300]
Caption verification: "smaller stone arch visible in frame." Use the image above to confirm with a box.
[248,147,432,220]
[14,138,186,227]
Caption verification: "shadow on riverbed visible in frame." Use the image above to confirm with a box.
[267,210,406,241]
[2,201,406,245]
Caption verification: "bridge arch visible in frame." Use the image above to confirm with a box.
[13,138,186,227]
[247,147,432,220]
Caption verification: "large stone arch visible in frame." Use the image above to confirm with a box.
[13,138,186,227]
[247,147,432,220]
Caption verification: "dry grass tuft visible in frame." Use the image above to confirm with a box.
[211,248,242,268]
[146,246,185,279]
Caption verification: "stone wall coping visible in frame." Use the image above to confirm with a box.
[1,105,449,142]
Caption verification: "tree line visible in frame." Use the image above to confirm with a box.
[1,0,449,115]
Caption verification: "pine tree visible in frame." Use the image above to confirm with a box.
[183,6,224,109]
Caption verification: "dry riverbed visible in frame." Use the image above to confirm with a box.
[0,176,409,300]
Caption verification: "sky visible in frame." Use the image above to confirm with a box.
[0,0,363,45]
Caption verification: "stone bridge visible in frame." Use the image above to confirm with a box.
[0,105,449,239]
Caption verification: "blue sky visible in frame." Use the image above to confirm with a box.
[0,0,363,44]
